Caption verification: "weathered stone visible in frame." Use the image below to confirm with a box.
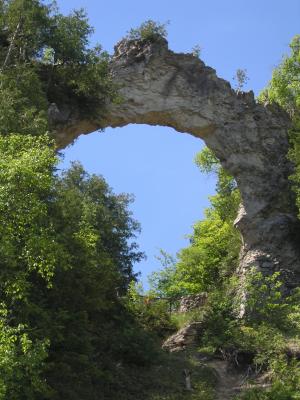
[179,293,208,313]
[162,322,204,352]
[52,37,300,290]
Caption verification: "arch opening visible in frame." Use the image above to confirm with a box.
[60,124,217,286]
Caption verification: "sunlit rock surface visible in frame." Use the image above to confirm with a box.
[52,37,300,289]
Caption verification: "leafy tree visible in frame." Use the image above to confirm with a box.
[258,35,300,116]
[0,0,51,68]
[150,147,241,296]
[173,205,240,293]
[0,0,116,135]
[0,134,59,301]
[259,35,300,217]
[0,134,58,398]
[126,20,168,42]
[0,303,49,400]
[126,281,176,339]
[148,250,183,298]
[0,65,49,135]
[0,135,153,399]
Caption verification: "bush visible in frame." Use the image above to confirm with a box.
[237,357,300,400]
[126,282,176,339]
[126,20,168,42]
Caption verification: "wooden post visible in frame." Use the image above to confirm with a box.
[183,369,192,391]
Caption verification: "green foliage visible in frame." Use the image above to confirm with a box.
[194,146,219,174]
[0,0,116,132]
[237,357,300,399]
[258,35,300,218]
[258,35,300,115]
[148,250,184,298]
[31,162,145,398]
[173,208,240,293]
[199,278,240,351]
[54,162,143,288]
[44,8,115,116]
[201,271,300,346]
[0,135,157,398]
[126,282,176,339]
[244,270,292,329]
[0,134,59,302]
[47,7,93,65]
[199,272,300,399]
[0,66,48,135]
[0,304,49,399]
[127,20,168,42]
[0,0,52,64]
[150,147,241,297]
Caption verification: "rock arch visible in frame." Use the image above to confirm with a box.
[53,38,300,288]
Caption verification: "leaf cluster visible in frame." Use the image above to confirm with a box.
[126,282,176,339]
[126,20,168,42]
[0,0,116,135]
[258,35,300,218]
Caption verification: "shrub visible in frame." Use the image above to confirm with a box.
[126,282,176,339]
[126,20,168,42]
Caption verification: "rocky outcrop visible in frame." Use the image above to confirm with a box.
[162,322,204,352]
[52,37,300,290]
[179,293,207,313]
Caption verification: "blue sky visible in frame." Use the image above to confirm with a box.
[57,0,300,287]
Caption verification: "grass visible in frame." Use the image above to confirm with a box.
[171,310,205,330]
[106,310,216,399]
[110,350,217,400]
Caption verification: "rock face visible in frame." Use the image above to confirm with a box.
[162,322,204,352]
[53,37,300,290]
[179,293,208,313]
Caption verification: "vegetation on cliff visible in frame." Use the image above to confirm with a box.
[0,0,116,136]
[149,34,300,399]
[259,34,300,217]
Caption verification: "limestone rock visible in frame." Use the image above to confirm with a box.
[52,37,300,290]
[162,322,204,352]
[179,293,208,313]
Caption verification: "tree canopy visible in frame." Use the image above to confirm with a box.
[0,0,116,137]
[0,134,152,398]
[259,35,300,217]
